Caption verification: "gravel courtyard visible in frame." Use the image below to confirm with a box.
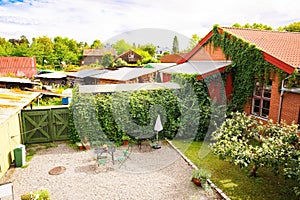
[0,142,216,200]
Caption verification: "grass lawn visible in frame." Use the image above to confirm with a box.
[171,140,298,200]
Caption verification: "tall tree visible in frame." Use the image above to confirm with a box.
[172,35,179,53]
[186,34,201,52]
[91,39,103,49]
[113,39,132,55]
[101,53,114,68]
[139,43,156,57]
[30,36,54,65]
[0,37,14,56]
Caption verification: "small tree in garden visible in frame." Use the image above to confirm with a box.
[210,112,299,179]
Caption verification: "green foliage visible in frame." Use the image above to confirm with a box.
[91,39,103,49]
[172,35,179,53]
[21,189,51,200]
[68,74,223,144]
[30,36,54,66]
[33,97,62,106]
[186,34,201,52]
[114,58,128,66]
[113,39,132,55]
[101,53,114,68]
[282,21,300,32]
[210,111,300,196]
[232,23,273,30]
[139,43,156,57]
[173,140,299,200]
[191,168,211,191]
[134,49,157,64]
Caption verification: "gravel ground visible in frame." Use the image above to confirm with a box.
[0,141,216,200]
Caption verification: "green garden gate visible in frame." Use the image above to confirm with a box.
[21,107,69,144]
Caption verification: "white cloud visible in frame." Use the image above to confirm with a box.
[0,0,299,48]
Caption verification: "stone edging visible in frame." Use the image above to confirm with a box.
[166,139,231,200]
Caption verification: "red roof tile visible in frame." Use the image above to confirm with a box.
[160,53,187,63]
[221,27,300,71]
[0,57,37,78]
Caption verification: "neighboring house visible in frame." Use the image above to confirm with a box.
[81,48,117,66]
[0,57,37,78]
[116,49,142,64]
[160,53,187,63]
[67,69,108,86]
[0,89,40,179]
[156,46,173,55]
[164,26,300,128]
[91,67,156,84]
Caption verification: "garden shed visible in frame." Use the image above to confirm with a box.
[0,89,41,179]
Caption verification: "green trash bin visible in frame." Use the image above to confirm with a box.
[14,144,26,167]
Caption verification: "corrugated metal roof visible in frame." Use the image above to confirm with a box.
[145,63,176,70]
[91,67,156,81]
[34,72,67,79]
[0,89,41,125]
[79,82,180,93]
[0,57,37,78]
[68,69,108,78]
[161,61,232,75]
[0,77,39,85]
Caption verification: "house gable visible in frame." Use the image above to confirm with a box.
[116,50,142,64]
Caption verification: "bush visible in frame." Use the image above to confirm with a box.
[21,189,51,200]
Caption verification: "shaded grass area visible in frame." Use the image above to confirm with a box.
[172,140,298,200]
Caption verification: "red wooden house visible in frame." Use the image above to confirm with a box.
[162,26,300,129]
[115,49,142,64]
[0,57,37,78]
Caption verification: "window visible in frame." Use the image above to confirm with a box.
[251,80,272,118]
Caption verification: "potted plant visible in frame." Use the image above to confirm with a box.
[191,168,211,188]
[76,142,83,150]
[82,137,90,150]
[122,135,130,146]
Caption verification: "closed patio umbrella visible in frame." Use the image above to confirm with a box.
[153,114,163,149]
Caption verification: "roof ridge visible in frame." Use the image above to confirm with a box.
[221,26,300,34]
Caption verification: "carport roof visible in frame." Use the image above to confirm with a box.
[0,89,41,125]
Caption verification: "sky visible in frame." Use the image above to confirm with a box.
[0,0,299,50]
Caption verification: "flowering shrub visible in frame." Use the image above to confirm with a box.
[21,189,51,200]
[210,112,300,196]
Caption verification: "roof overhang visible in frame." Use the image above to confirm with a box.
[161,61,232,77]
[78,82,180,93]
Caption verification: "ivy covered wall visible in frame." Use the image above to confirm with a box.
[208,25,290,112]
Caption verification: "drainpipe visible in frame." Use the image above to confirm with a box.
[277,79,285,123]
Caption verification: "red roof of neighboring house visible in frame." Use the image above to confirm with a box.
[160,53,187,63]
[178,27,300,74]
[0,57,37,78]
